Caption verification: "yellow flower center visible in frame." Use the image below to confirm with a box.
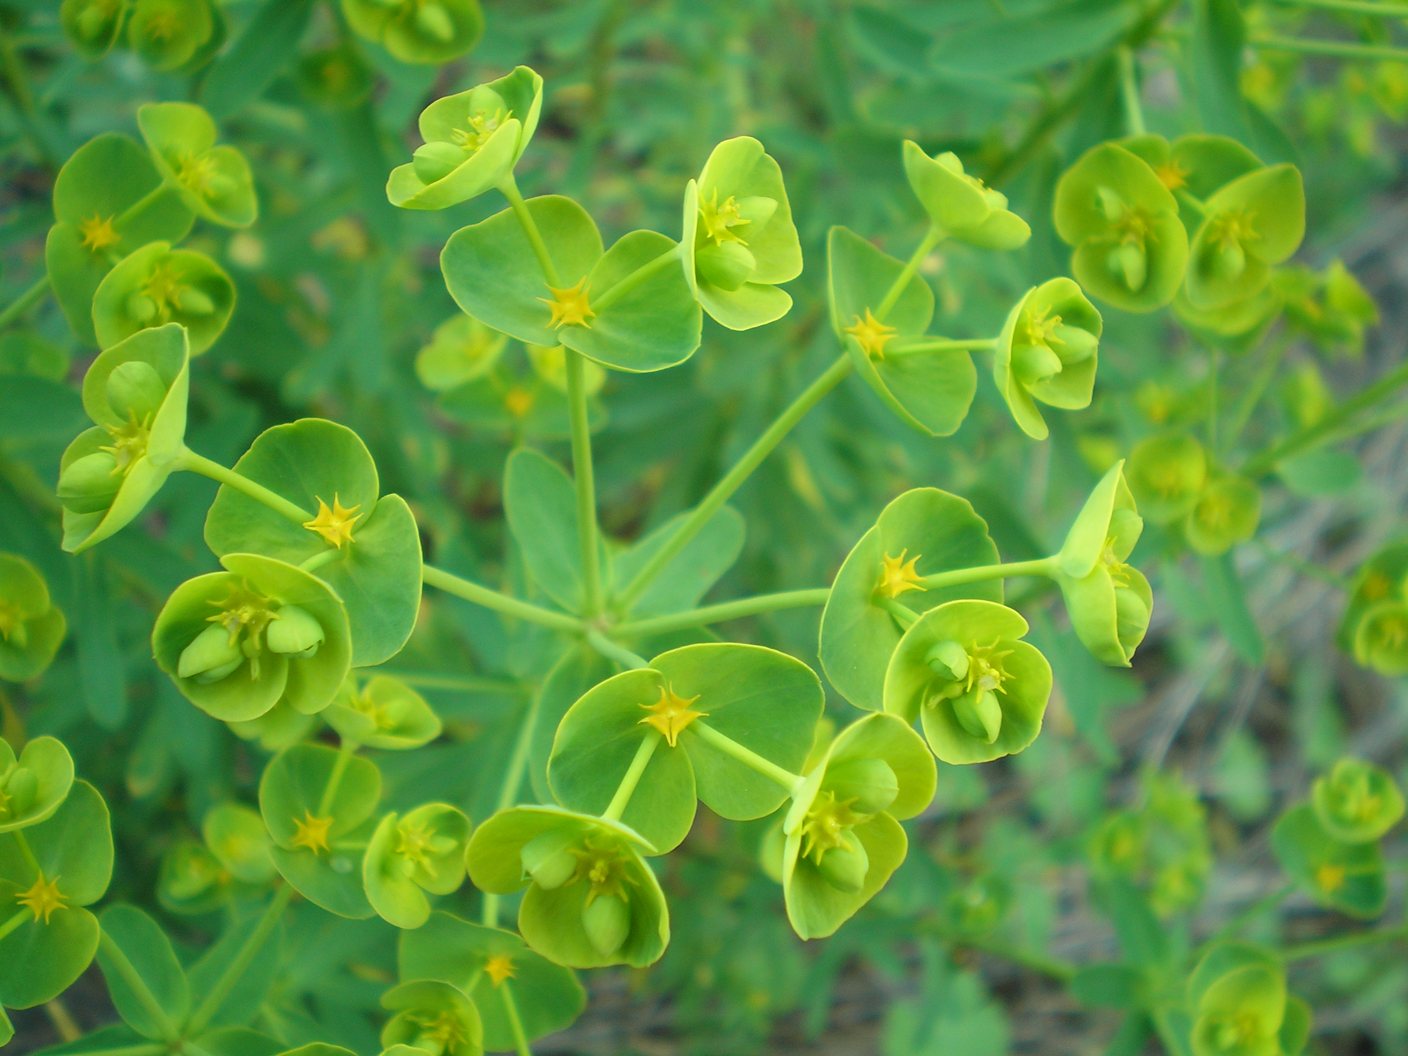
[962,639,1013,696]
[18,871,67,924]
[395,820,437,869]
[799,790,861,864]
[843,308,897,360]
[1361,570,1392,601]
[177,152,218,196]
[699,188,749,246]
[1210,209,1259,251]
[1155,159,1189,192]
[290,810,335,855]
[1020,307,1064,349]
[876,549,923,599]
[304,494,363,549]
[541,277,596,329]
[79,214,120,253]
[139,261,188,321]
[450,107,510,154]
[504,386,535,418]
[638,684,707,747]
[484,954,516,987]
[1315,861,1346,894]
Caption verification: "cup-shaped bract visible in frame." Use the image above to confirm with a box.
[1173,282,1280,340]
[779,714,934,939]
[901,143,1030,249]
[827,225,976,437]
[884,600,1052,764]
[1338,542,1408,654]
[1351,600,1408,677]
[137,102,258,228]
[415,315,508,393]
[60,0,126,58]
[1311,759,1405,845]
[0,780,113,1010]
[45,132,195,345]
[465,805,669,969]
[58,324,191,553]
[364,803,472,929]
[1120,133,1262,205]
[398,914,587,1052]
[1054,142,1189,312]
[1278,260,1379,357]
[0,556,67,682]
[1185,165,1305,310]
[548,644,824,854]
[152,553,352,723]
[158,839,235,915]
[91,242,235,355]
[126,0,215,70]
[1272,804,1386,919]
[201,801,276,885]
[1055,462,1152,668]
[1126,432,1209,524]
[1188,945,1306,1056]
[380,980,484,1056]
[1185,473,1261,556]
[326,676,443,751]
[388,67,540,210]
[0,736,74,834]
[681,136,803,330]
[344,0,483,64]
[993,277,1101,440]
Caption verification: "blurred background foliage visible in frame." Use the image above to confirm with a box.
[2,0,1407,1052]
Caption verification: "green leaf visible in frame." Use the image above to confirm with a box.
[200,0,315,117]
[1272,804,1386,918]
[96,904,189,1038]
[503,447,603,613]
[186,903,285,1028]
[1201,553,1263,666]
[612,505,746,620]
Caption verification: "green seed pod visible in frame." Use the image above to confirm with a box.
[582,893,630,957]
[695,239,757,291]
[926,640,970,683]
[57,451,122,514]
[266,605,325,658]
[816,832,870,894]
[414,2,454,41]
[952,688,1003,744]
[824,757,899,816]
[105,360,168,421]
[519,827,579,891]
[127,293,158,324]
[177,624,244,684]
[177,286,216,316]
[412,141,465,185]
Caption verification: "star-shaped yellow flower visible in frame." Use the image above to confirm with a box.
[1315,862,1346,894]
[18,871,67,924]
[484,954,516,987]
[638,684,707,748]
[843,308,898,360]
[304,494,362,549]
[541,277,596,329]
[877,548,924,599]
[290,810,335,855]
[78,214,120,254]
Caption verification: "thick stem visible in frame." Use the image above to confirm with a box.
[483,686,544,929]
[565,351,605,617]
[889,336,997,356]
[585,629,650,670]
[98,929,180,1040]
[1251,34,1408,62]
[176,448,312,524]
[876,597,919,629]
[1225,331,1294,447]
[688,721,802,793]
[875,226,942,320]
[421,566,582,633]
[500,982,535,1056]
[114,183,171,227]
[317,745,354,815]
[616,354,854,608]
[44,998,81,1042]
[186,884,295,1035]
[613,588,831,639]
[601,732,663,822]
[498,174,563,286]
[919,556,1058,591]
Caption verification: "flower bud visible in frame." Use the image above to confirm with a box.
[926,639,969,683]
[696,240,756,291]
[178,624,244,683]
[952,688,1003,744]
[76,5,109,39]
[1053,323,1098,363]
[412,141,464,185]
[1115,587,1151,649]
[414,3,455,42]
[824,757,899,816]
[583,893,630,956]
[1013,341,1063,386]
[1111,241,1147,292]
[520,828,579,890]
[816,832,869,893]
[57,451,122,514]
[106,360,167,421]
[266,605,324,658]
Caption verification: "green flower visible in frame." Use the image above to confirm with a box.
[1338,542,1408,655]
[342,0,483,64]
[379,980,484,1056]
[1272,804,1386,919]
[415,316,508,392]
[1277,260,1378,358]
[465,805,669,969]
[388,67,542,211]
[59,0,125,59]
[91,241,236,355]
[152,553,352,723]
[0,736,74,834]
[993,277,1101,440]
[364,804,472,929]
[901,143,1030,249]
[1188,945,1306,1056]
[1185,165,1305,310]
[1090,771,1212,917]
[1185,473,1261,556]
[1126,432,1209,524]
[1311,758,1405,845]
[126,0,215,70]
[780,714,935,939]
[325,675,443,751]
[202,802,276,886]
[1054,142,1189,312]
[1119,133,1262,205]
[0,556,66,682]
[1352,600,1408,676]
[682,137,803,330]
[137,102,258,229]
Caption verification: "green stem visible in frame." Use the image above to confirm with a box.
[498,174,563,286]
[317,745,354,816]
[0,274,50,332]
[176,448,312,524]
[939,929,1077,983]
[602,731,662,821]
[1251,34,1408,62]
[689,721,802,793]
[1117,47,1146,136]
[591,244,682,313]
[1205,882,1295,945]
[1207,344,1220,454]
[114,183,171,227]
[875,226,942,320]
[585,629,649,669]
[300,549,342,573]
[0,32,55,168]
[421,565,582,633]
[615,354,854,609]
[565,351,605,617]
[890,336,997,356]
[877,596,919,629]
[187,884,295,1035]
[1268,0,1408,14]
[44,997,81,1042]
[918,556,1058,591]
[1243,359,1408,475]
[483,685,545,930]
[499,982,535,1056]
[98,929,180,1040]
[1282,922,1408,962]
[0,908,29,944]
[1225,331,1294,447]
[613,588,831,639]
[11,830,40,876]
[374,670,527,694]
[1176,188,1208,215]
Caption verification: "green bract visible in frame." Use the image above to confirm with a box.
[202,802,276,885]
[0,780,113,1010]
[1090,771,1213,917]
[465,805,668,969]
[1126,432,1209,523]
[57,324,191,553]
[1311,759,1405,844]
[1279,260,1379,357]
[1188,944,1308,1056]
[137,102,258,229]
[901,143,1030,249]
[152,553,353,723]
[1352,600,1408,676]
[91,241,236,355]
[364,803,471,929]
[203,418,423,666]
[1185,165,1306,310]
[59,0,126,58]
[44,132,194,344]
[158,839,233,915]
[828,225,976,437]
[259,743,382,918]
[1271,804,1386,919]
[1338,542,1408,654]
[1054,142,1188,312]
[343,0,484,64]
[0,736,75,833]
[127,0,215,70]
[548,644,823,854]
[415,316,508,392]
[380,980,483,1056]
[779,714,934,939]
[388,67,541,210]
[681,136,803,330]
[0,555,67,682]
[1120,133,1261,203]
[398,914,587,1051]
[1055,462,1151,667]
[442,195,702,373]
[820,487,1000,710]
[1186,473,1261,556]
[993,277,1101,440]
[325,675,443,750]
